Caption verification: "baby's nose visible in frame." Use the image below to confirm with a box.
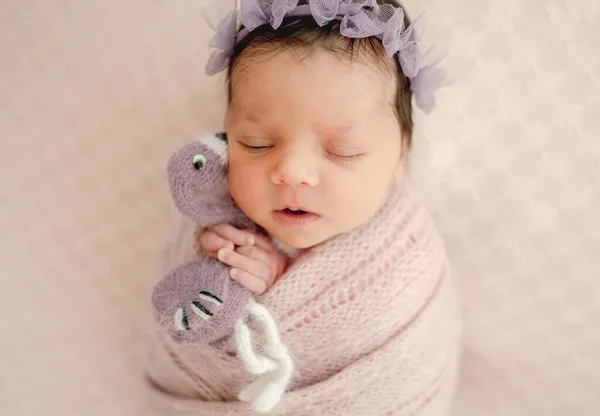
[271,153,318,187]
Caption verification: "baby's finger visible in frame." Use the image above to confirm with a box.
[203,250,218,259]
[235,245,273,266]
[235,245,277,285]
[252,233,274,252]
[212,224,255,246]
[199,231,234,253]
[229,268,268,295]
[217,249,272,281]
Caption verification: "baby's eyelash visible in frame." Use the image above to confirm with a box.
[239,141,364,161]
[327,151,365,162]
[240,142,273,153]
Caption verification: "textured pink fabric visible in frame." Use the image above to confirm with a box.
[3,2,600,415]
[144,180,462,415]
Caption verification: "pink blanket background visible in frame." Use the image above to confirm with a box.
[1,0,598,415]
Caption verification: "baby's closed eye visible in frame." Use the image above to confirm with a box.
[237,136,275,153]
[326,145,366,161]
[241,143,273,153]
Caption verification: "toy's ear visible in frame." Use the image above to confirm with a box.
[204,132,228,161]
[215,132,227,142]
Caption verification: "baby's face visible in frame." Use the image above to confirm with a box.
[225,49,404,249]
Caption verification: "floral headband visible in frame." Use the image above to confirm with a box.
[205,0,448,113]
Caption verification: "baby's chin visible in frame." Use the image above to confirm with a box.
[277,236,321,250]
[266,225,338,250]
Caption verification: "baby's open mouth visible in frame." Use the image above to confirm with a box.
[282,208,309,215]
[273,208,321,227]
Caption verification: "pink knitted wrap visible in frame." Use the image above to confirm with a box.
[144,180,462,415]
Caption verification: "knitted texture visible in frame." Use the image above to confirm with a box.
[153,133,255,344]
[152,133,296,412]
[167,133,255,230]
[153,259,250,344]
[144,179,462,415]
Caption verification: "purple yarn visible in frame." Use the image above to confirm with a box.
[152,134,256,344]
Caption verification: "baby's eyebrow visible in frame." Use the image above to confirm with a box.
[228,105,264,124]
[236,105,273,123]
[318,123,355,138]
[330,124,354,133]
[329,142,363,148]
[322,123,361,138]
[325,133,366,149]
[242,112,261,123]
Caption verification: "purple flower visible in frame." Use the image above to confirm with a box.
[410,49,450,114]
[204,0,449,113]
[205,9,238,76]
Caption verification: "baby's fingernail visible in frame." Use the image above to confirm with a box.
[217,249,228,261]
[230,268,240,279]
[224,241,234,249]
[247,235,255,245]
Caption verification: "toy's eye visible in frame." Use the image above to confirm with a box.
[174,308,190,331]
[192,154,206,170]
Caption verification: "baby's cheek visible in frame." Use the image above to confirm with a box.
[334,173,391,229]
[228,163,266,216]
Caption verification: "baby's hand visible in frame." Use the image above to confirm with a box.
[194,223,254,257]
[195,224,288,295]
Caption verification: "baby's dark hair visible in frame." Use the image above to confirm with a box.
[226,0,414,146]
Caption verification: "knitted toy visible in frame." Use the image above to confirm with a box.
[151,132,294,413]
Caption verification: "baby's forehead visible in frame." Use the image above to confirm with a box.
[234,45,394,83]
[230,49,395,113]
